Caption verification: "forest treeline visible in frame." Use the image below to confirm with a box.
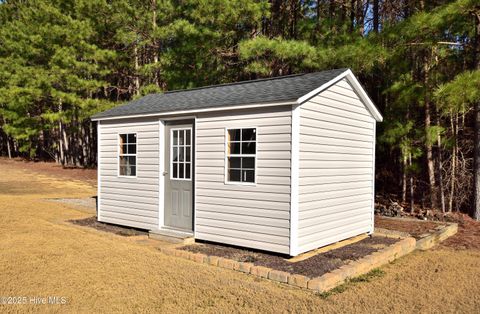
[0,0,479,219]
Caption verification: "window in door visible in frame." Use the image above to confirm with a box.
[171,128,192,180]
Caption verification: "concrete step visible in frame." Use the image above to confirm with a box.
[149,227,194,244]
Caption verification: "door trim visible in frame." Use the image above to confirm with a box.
[159,119,195,232]
[158,120,165,229]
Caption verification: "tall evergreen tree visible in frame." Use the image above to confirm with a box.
[0,0,479,218]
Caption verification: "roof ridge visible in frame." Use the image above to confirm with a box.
[163,69,347,95]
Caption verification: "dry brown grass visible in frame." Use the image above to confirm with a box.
[1,161,479,313]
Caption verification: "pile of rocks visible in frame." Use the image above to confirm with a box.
[375,201,405,217]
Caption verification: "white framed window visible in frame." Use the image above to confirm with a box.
[171,128,192,180]
[118,133,137,177]
[225,128,256,184]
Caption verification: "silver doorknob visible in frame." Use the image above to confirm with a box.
[163,171,168,175]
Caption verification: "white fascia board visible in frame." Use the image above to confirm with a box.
[344,70,383,122]
[91,101,296,122]
[296,69,383,122]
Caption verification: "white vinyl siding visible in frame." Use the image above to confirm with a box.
[98,117,159,230]
[297,78,375,254]
[195,107,292,254]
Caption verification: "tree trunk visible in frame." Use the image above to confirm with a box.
[409,152,414,213]
[6,136,12,159]
[90,122,95,167]
[1,117,12,159]
[270,0,282,37]
[328,0,336,32]
[58,103,65,166]
[73,115,80,167]
[402,153,407,203]
[316,0,321,25]
[425,109,436,208]
[290,0,299,39]
[340,1,347,26]
[152,0,159,87]
[423,55,437,208]
[356,0,364,35]
[82,123,88,167]
[473,13,480,220]
[62,122,69,166]
[13,140,18,157]
[474,103,480,220]
[133,44,140,96]
[373,0,379,32]
[449,112,457,213]
[419,0,425,11]
[350,0,355,32]
[436,117,445,213]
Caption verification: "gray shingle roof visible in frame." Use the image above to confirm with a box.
[92,68,348,120]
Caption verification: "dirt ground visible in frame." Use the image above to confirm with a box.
[375,213,480,250]
[1,160,480,313]
[441,213,480,250]
[182,236,398,278]
[0,157,97,185]
[375,216,443,239]
[70,216,147,237]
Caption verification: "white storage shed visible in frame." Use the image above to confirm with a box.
[91,68,383,256]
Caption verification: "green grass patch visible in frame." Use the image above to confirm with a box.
[317,268,386,299]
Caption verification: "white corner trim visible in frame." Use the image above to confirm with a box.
[97,121,102,221]
[289,104,300,256]
[193,116,198,238]
[158,120,165,229]
[370,121,377,234]
[91,101,296,122]
[296,69,383,122]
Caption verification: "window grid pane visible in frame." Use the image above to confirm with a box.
[227,128,256,183]
[173,162,178,178]
[171,129,191,180]
[119,133,137,177]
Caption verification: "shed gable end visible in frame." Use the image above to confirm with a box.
[296,78,376,254]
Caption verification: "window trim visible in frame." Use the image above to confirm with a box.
[170,127,193,181]
[224,127,257,186]
[117,132,138,178]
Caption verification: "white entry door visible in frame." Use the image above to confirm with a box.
[164,122,193,231]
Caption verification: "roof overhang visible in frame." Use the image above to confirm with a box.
[91,100,296,122]
[296,69,383,122]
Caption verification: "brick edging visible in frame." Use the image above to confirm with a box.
[375,222,459,251]
[158,236,416,293]
[307,237,415,291]
[374,227,410,238]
